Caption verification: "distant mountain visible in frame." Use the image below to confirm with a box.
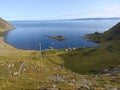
[71,17,120,20]
[0,17,15,32]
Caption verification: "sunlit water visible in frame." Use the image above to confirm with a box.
[4,20,119,50]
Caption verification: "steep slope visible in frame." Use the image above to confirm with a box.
[103,22,120,41]
[0,17,15,33]
[85,22,120,43]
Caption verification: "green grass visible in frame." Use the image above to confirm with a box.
[60,22,120,74]
[0,49,77,89]
[0,24,5,31]
[60,40,120,74]
[0,46,120,89]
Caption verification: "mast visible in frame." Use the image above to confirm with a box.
[39,42,43,71]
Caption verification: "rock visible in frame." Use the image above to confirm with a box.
[78,85,90,90]
[99,66,120,75]
[107,87,118,90]
[40,87,60,90]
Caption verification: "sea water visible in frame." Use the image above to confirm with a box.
[4,20,119,50]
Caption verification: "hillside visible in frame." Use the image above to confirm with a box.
[0,17,15,36]
[103,22,120,41]
[84,22,120,43]
[60,22,120,74]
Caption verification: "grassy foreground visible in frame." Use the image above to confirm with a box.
[0,37,120,89]
[0,37,74,89]
[60,40,120,74]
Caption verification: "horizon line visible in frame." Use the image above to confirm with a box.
[5,17,120,21]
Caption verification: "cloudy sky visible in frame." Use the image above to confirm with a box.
[0,0,120,20]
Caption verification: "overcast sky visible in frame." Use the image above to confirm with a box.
[0,0,120,20]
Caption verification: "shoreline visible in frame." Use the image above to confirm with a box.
[0,29,38,55]
[0,27,19,50]
[3,33,97,52]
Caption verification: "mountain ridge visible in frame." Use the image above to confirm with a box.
[70,17,120,20]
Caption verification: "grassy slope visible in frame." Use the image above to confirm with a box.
[0,39,73,89]
[0,17,15,36]
[60,22,120,74]
[103,22,120,40]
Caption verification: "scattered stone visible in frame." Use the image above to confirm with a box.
[13,71,20,76]
[40,87,60,90]
[78,85,90,90]
[6,62,14,68]
[99,66,120,75]
[107,87,118,90]
[79,78,91,86]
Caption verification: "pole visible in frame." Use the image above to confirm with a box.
[63,59,64,69]
[39,42,43,71]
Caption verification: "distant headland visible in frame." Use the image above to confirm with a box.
[68,17,120,20]
[0,17,15,36]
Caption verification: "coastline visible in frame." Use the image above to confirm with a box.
[0,28,37,57]
[0,23,17,50]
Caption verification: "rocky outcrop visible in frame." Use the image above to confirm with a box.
[99,66,120,75]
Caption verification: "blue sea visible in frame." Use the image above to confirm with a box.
[4,20,120,50]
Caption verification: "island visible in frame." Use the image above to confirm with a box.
[46,35,67,41]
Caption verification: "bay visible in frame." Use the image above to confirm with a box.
[4,20,119,50]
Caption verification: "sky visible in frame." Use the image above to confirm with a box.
[0,0,120,20]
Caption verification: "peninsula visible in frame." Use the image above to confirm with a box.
[0,17,15,36]
[61,22,120,74]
